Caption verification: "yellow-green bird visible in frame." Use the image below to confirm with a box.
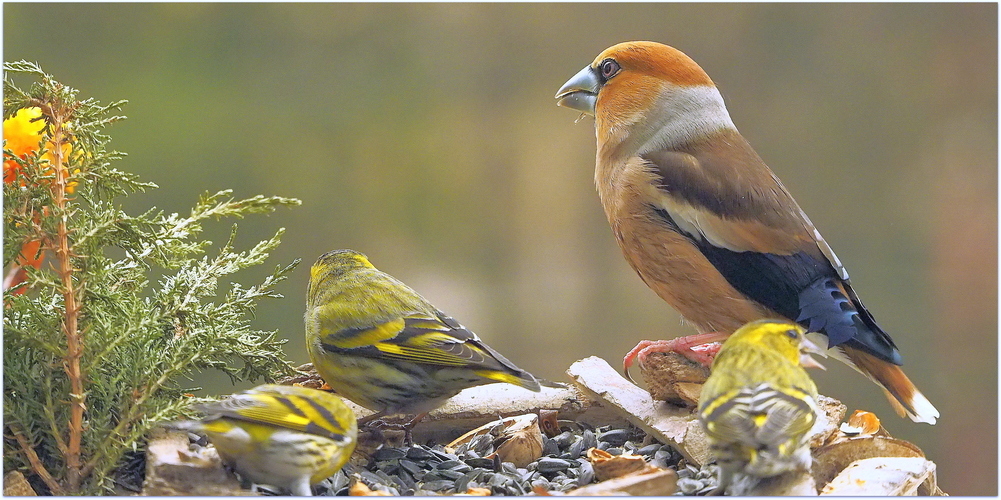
[166,384,357,496]
[305,249,541,422]
[698,320,825,495]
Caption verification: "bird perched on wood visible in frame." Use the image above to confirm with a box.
[305,249,542,432]
[699,320,824,495]
[165,384,357,496]
[555,41,938,424]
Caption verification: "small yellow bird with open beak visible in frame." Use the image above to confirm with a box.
[555,41,938,424]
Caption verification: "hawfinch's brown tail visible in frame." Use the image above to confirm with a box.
[844,346,939,424]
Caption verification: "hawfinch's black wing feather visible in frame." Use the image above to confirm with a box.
[641,134,901,365]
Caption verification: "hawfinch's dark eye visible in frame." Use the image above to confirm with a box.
[786,329,799,340]
[599,59,620,80]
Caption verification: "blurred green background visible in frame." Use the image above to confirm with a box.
[5,3,996,495]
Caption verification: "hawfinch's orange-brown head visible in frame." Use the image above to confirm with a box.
[556,41,737,159]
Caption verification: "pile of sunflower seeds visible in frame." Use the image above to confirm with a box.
[305,423,716,496]
[675,462,722,495]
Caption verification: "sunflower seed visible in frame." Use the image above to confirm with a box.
[374,469,397,483]
[399,459,421,475]
[699,483,719,495]
[372,447,407,461]
[464,457,495,469]
[637,443,662,456]
[395,470,416,492]
[580,429,597,450]
[553,431,575,449]
[488,473,510,488]
[406,446,435,461]
[375,460,399,474]
[577,459,594,485]
[558,479,578,492]
[361,423,689,497]
[678,477,702,495]
[420,480,455,492]
[421,471,445,482]
[537,457,572,473]
[541,436,560,457]
[438,469,465,480]
[188,432,208,447]
[436,459,466,470]
[568,437,585,459]
[599,429,629,446]
[516,469,532,483]
[359,470,385,486]
[463,469,486,488]
[430,449,459,462]
[531,477,551,490]
[510,479,529,495]
[453,473,473,493]
[329,470,350,492]
[470,434,494,454]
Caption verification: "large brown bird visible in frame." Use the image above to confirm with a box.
[555,41,938,424]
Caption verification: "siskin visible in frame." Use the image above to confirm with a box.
[698,320,825,495]
[166,384,357,496]
[305,249,541,421]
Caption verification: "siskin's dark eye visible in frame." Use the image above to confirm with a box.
[786,329,799,340]
[599,59,620,80]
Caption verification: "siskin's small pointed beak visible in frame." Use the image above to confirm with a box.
[799,337,827,370]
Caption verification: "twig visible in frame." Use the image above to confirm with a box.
[39,97,86,492]
[42,379,69,456]
[81,368,173,478]
[8,424,65,495]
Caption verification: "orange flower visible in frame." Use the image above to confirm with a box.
[3,107,76,193]
[4,107,46,184]
[3,239,43,296]
[15,239,43,270]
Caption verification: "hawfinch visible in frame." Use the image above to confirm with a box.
[555,41,938,424]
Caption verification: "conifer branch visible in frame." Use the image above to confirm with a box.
[36,95,88,491]
[9,423,64,495]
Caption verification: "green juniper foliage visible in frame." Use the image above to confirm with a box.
[3,61,302,494]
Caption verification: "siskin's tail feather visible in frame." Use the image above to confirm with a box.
[475,369,542,392]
